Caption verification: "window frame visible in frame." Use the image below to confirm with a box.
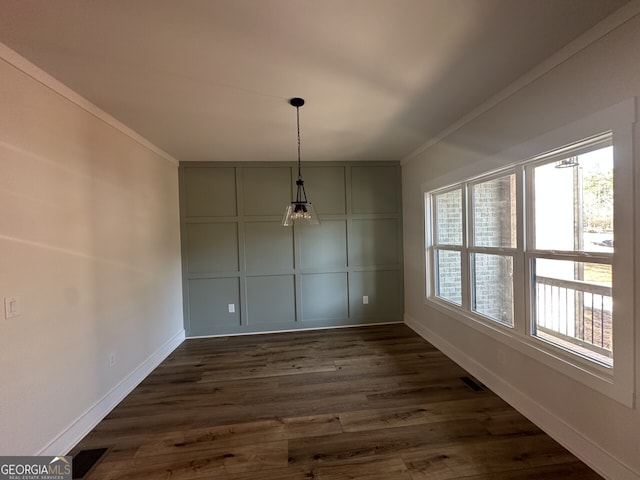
[524,134,614,366]
[467,169,519,327]
[429,186,467,308]
[422,99,635,406]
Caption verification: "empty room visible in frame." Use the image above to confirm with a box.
[1,1,639,479]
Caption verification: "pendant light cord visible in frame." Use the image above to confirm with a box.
[289,97,308,205]
[296,105,302,180]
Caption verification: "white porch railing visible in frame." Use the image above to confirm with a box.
[534,275,612,360]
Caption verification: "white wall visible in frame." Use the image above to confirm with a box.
[402,6,640,480]
[0,46,184,455]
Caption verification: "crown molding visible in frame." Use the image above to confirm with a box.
[402,0,640,165]
[0,41,179,166]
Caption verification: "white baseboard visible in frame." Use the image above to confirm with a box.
[39,329,185,456]
[404,314,639,480]
[187,321,403,339]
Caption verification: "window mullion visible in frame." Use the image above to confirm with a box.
[425,193,435,299]
[461,185,471,312]
[470,246,517,255]
[527,250,612,263]
[513,166,527,335]
[524,164,536,337]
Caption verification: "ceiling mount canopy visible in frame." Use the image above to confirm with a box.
[289,97,304,108]
[282,97,319,226]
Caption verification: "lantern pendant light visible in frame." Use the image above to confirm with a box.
[282,97,319,226]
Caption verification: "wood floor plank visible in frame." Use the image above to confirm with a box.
[451,461,603,479]
[402,433,583,479]
[311,455,412,480]
[133,419,288,458]
[69,324,602,479]
[91,440,288,480]
[286,419,493,466]
[339,395,513,432]
[281,414,343,439]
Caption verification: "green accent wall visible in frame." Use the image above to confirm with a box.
[179,162,403,336]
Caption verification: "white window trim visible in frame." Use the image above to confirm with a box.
[422,98,636,407]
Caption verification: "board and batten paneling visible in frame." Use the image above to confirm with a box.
[179,162,403,336]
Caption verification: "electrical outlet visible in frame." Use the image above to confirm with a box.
[109,353,116,367]
[362,296,369,305]
[228,303,235,313]
[4,297,20,319]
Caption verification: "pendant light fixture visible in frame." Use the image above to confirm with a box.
[282,97,319,226]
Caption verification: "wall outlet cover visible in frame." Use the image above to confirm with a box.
[4,296,20,319]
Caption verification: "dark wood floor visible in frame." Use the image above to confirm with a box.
[71,324,602,479]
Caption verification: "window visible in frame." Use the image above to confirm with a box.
[424,103,635,406]
[528,137,613,365]
[432,188,463,305]
[470,174,516,325]
[427,135,612,362]
[428,173,519,327]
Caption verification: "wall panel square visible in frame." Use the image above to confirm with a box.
[299,220,347,270]
[243,167,291,216]
[351,166,400,214]
[245,222,294,272]
[185,223,238,273]
[184,167,237,217]
[350,218,399,266]
[302,166,346,215]
[349,270,401,320]
[188,278,240,334]
[246,275,295,324]
[301,273,348,321]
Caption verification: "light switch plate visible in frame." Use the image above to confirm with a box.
[4,296,20,319]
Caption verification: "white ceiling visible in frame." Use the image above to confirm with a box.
[0,0,629,163]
